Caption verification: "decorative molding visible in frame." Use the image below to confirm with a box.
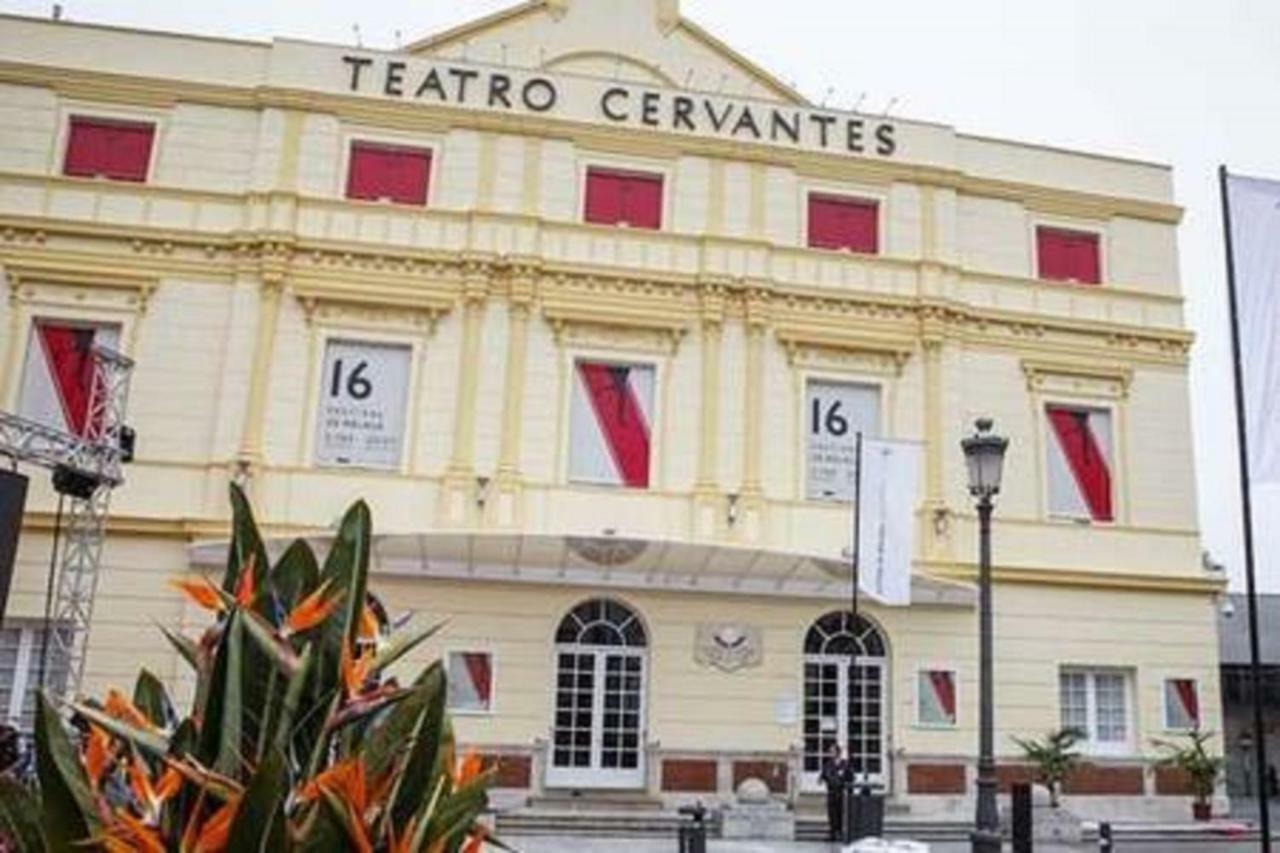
[292,280,454,332]
[1021,358,1133,400]
[543,277,691,355]
[775,326,913,376]
[694,623,763,672]
[2,260,157,313]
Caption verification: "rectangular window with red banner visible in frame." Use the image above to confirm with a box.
[1045,404,1114,522]
[807,193,879,254]
[916,668,957,727]
[1163,678,1200,730]
[17,320,121,439]
[63,116,155,182]
[568,360,655,489]
[446,651,494,714]
[583,167,664,230]
[1036,226,1101,284]
[345,141,433,205]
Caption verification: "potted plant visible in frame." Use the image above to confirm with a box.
[0,484,503,851]
[1012,727,1084,808]
[1153,729,1224,821]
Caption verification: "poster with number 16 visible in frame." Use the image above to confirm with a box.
[315,340,411,469]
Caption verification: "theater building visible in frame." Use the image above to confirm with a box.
[0,0,1222,826]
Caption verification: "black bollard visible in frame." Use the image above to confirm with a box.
[677,802,707,853]
[1011,781,1033,853]
[1098,821,1113,852]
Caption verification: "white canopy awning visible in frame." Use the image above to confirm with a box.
[188,532,975,608]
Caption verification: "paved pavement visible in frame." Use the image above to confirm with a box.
[499,838,1265,852]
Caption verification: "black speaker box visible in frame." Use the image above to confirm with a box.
[0,469,29,626]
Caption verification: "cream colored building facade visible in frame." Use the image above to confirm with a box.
[0,0,1220,824]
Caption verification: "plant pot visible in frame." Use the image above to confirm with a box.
[1192,801,1212,821]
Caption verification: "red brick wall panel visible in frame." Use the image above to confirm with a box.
[907,763,967,794]
[1062,764,1145,795]
[1154,766,1196,795]
[662,759,718,792]
[482,754,532,789]
[995,764,1036,793]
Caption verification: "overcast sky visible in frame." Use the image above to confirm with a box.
[6,0,1280,591]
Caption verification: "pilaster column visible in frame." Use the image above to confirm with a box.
[735,288,769,541]
[493,263,537,527]
[439,258,489,525]
[236,257,288,485]
[693,284,725,539]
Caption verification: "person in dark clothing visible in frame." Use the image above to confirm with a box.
[820,741,849,842]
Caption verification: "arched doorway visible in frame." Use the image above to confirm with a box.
[801,611,889,790]
[547,598,648,789]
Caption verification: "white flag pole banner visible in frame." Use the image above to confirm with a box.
[1226,173,1280,486]
[856,438,921,606]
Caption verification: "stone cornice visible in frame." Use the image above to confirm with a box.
[0,218,1193,366]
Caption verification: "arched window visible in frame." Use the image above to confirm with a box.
[804,610,885,657]
[555,598,647,647]
[802,611,888,788]
[549,598,648,788]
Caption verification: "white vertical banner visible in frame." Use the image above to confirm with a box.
[856,438,921,606]
[314,339,411,469]
[1226,174,1280,485]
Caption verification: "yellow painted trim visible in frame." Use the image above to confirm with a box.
[498,289,533,474]
[707,159,725,234]
[477,132,497,210]
[696,319,722,489]
[748,163,766,240]
[275,110,305,192]
[521,137,542,216]
[237,278,283,463]
[927,562,1224,596]
[740,320,765,494]
[448,289,488,473]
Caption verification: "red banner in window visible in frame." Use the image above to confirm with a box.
[63,117,155,182]
[1037,228,1100,284]
[1048,408,1113,521]
[584,168,663,230]
[808,194,878,253]
[346,142,432,205]
[577,362,652,488]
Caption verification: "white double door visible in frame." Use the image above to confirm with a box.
[547,646,646,789]
[801,655,888,791]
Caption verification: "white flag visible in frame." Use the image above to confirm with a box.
[856,438,921,606]
[1227,174,1280,485]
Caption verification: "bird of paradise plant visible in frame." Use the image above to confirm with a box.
[0,484,501,852]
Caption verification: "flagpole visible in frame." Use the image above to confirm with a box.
[1219,163,1272,851]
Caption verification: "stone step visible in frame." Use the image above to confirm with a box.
[496,808,978,842]
[795,817,974,841]
[496,809,715,838]
[526,793,666,813]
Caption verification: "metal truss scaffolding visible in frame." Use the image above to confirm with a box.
[0,344,134,698]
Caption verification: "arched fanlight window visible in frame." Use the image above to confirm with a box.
[803,611,885,657]
[555,598,647,647]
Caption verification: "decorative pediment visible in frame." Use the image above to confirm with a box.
[1021,358,1132,400]
[292,280,453,332]
[406,0,805,105]
[774,325,913,376]
[3,262,157,313]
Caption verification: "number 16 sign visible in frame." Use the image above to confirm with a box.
[315,339,411,469]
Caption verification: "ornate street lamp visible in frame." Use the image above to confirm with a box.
[961,417,1008,853]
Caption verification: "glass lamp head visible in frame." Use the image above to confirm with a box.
[961,417,1009,499]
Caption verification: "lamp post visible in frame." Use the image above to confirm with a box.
[961,417,1009,853]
